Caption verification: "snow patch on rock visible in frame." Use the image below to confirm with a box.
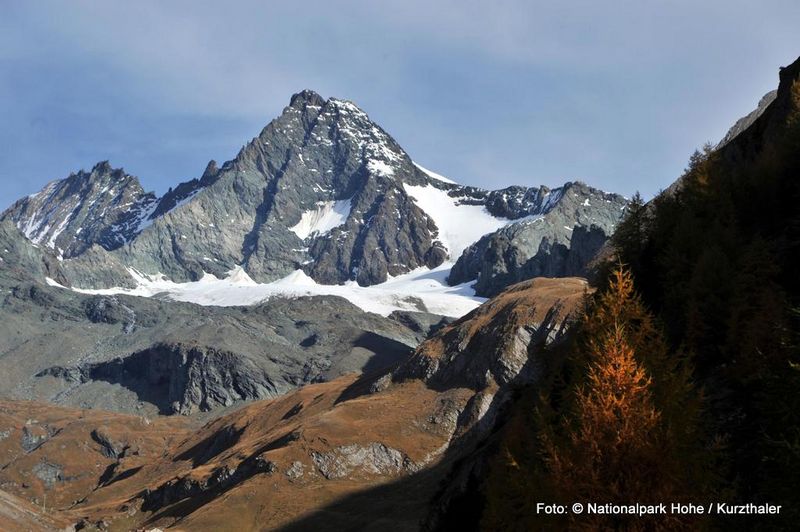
[366,160,395,177]
[290,198,353,240]
[402,184,514,258]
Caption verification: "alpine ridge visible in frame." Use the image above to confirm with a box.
[2,90,629,305]
[3,161,158,259]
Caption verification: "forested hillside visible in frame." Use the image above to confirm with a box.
[478,57,800,530]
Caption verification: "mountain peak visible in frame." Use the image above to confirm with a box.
[289,89,326,109]
[91,160,113,174]
[202,159,219,180]
[1,162,156,257]
[3,87,629,294]
[77,161,132,185]
[778,55,800,87]
[715,54,800,158]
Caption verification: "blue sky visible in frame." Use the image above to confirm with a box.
[1,1,798,209]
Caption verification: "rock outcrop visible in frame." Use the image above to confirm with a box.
[39,343,281,415]
[395,277,589,390]
[718,89,778,148]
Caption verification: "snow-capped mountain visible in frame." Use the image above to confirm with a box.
[1,90,629,313]
[3,161,158,260]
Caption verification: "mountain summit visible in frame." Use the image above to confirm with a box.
[3,161,158,260]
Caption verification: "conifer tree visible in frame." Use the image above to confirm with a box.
[482,267,710,530]
[539,267,708,529]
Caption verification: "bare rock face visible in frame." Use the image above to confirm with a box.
[90,428,128,459]
[718,90,778,148]
[285,461,305,480]
[395,277,590,390]
[312,443,415,479]
[32,461,63,487]
[40,343,280,415]
[114,91,445,287]
[141,456,277,512]
[448,182,628,297]
[21,425,50,453]
[0,219,66,286]
[1,161,158,259]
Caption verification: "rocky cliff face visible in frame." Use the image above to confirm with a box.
[1,161,158,259]
[39,343,281,415]
[395,277,589,390]
[718,90,778,148]
[2,90,628,296]
[448,182,627,296]
[115,90,447,287]
[0,219,66,286]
